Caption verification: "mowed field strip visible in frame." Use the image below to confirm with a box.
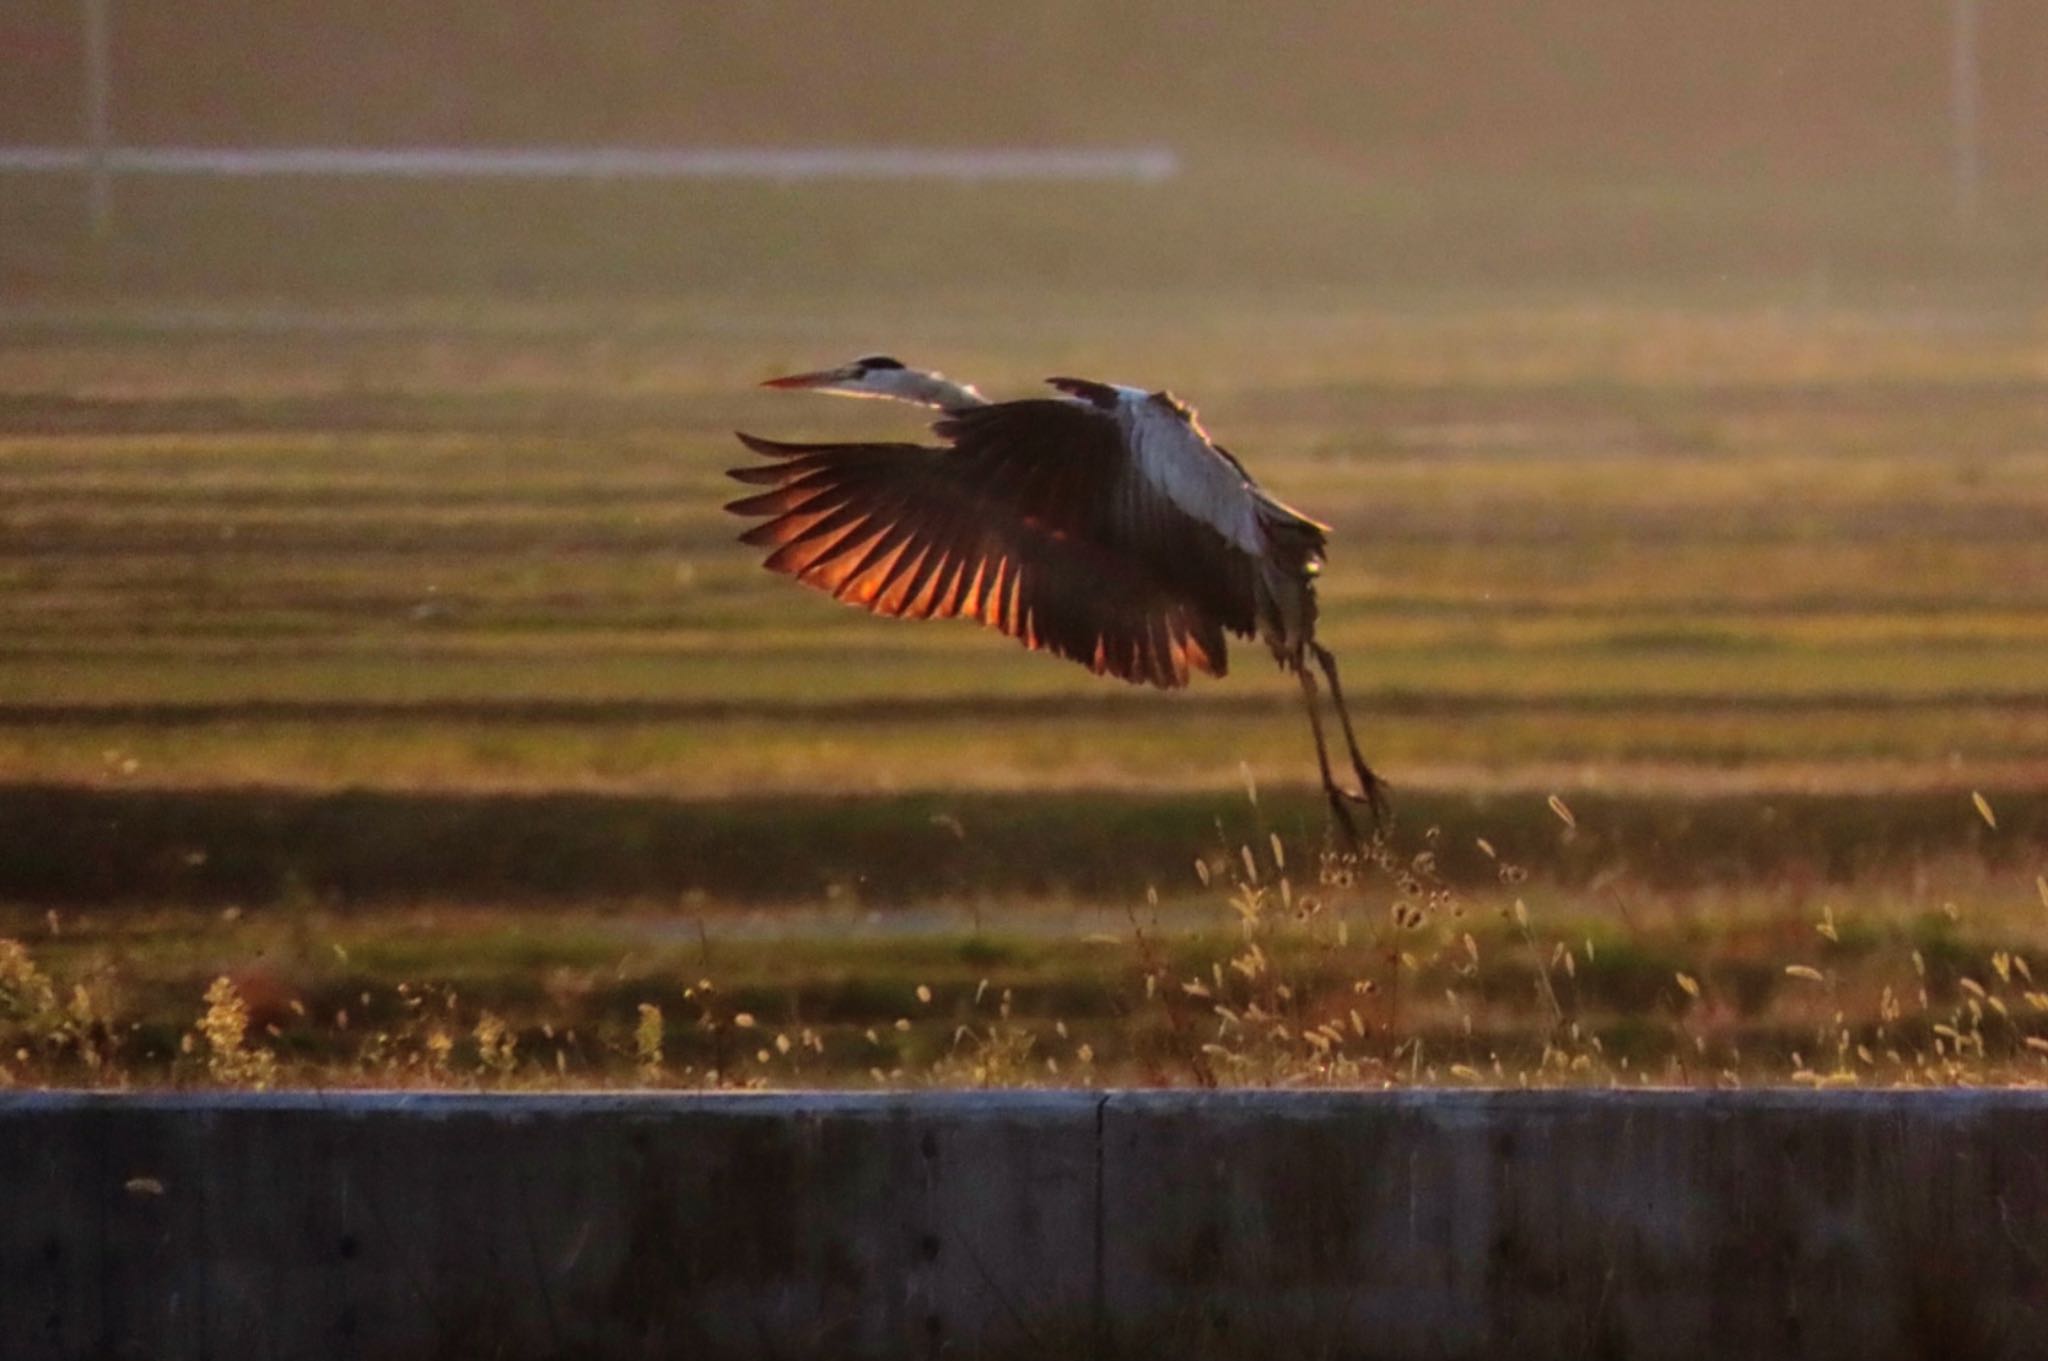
[4,300,2047,799]
[4,299,2048,1084]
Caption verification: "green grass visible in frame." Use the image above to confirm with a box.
[0,782,2034,911]
[2,301,2043,823]
[8,828,2048,1088]
[5,49,2048,1090]
[3,294,2046,1086]
[3,305,2047,795]
[4,700,2046,801]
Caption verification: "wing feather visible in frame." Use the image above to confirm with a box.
[761,517,868,575]
[938,399,1261,637]
[895,542,954,618]
[729,390,1288,688]
[872,543,934,615]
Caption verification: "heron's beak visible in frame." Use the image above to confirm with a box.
[761,368,845,390]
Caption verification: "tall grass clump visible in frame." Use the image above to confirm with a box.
[0,793,2040,1090]
[1,935,117,1083]
[189,976,277,1089]
[1110,790,2048,1089]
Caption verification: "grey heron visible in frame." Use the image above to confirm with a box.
[729,359,1388,840]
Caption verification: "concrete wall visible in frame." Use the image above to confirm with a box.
[3,1090,2046,1360]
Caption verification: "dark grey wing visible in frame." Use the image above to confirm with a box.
[933,400,1261,639]
[725,401,1256,687]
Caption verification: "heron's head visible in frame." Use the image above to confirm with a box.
[761,355,914,400]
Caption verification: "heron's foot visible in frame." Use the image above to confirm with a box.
[1323,780,1390,852]
[1322,769,1394,861]
[1350,760,1393,831]
[1324,784,1363,852]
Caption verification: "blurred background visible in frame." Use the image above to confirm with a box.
[3,0,2046,299]
[2,4,2045,1084]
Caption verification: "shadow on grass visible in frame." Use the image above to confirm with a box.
[2,781,2036,909]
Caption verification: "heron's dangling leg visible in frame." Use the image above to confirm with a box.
[1310,642,1390,829]
[1297,664,1363,848]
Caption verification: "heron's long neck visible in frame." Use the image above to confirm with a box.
[876,369,987,411]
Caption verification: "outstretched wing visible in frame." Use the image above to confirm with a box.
[725,399,1261,688]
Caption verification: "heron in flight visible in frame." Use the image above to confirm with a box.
[728,357,1388,839]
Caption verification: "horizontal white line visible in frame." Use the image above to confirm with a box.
[0,145,1179,182]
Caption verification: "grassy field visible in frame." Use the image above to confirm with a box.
[3,291,2046,1086]
[5,300,2048,793]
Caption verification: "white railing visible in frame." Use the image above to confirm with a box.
[0,144,1180,182]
